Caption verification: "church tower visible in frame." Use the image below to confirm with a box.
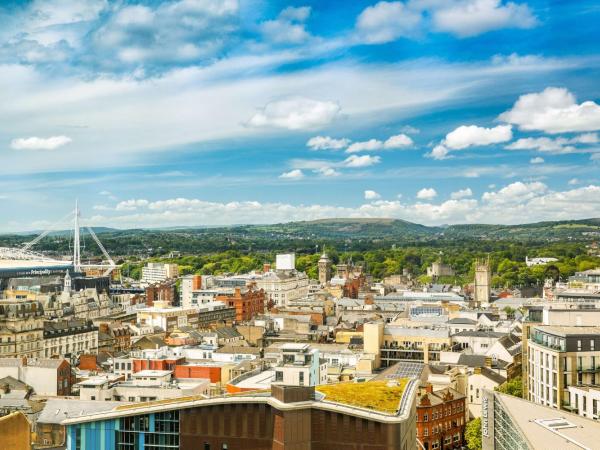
[318,253,331,286]
[474,257,491,306]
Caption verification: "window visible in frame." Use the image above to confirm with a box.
[299,372,304,386]
[204,444,210,450]
[578,340,582,351]
[424,428,428,437]
[275,371,283,382]
[423,413,428,422]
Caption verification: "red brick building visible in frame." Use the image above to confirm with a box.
[145,280,177,306]
[132,356,184,373]
[215,286,265,322]
[416,384,466,450]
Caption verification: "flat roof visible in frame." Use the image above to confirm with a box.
[495,392,600,449]
[536,325,600,336]
[134,370,171,377]
[233,370,275,390]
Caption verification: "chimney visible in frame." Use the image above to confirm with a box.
[263,263,271,273]
[484,357,492,368]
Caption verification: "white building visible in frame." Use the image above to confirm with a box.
[568,385,600,419]
[76,370,210,402]
[525,256,558,267]
[255,269,309,308]
[141,263,179,287]
[273,343,328,387]
[43,320,98,360]
[136,301,199,332]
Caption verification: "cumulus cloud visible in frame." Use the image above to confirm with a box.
[83,182,600,229]
[530,156,544,164]
[426,145,452,160]
[343,154,381,167]
[247,97,341,130]
[444,124,513,149]
[499,87,600,134]
[450,188,473,199]
[482,181,547,204]
[417,187,437,200]
[432,0,538,38]
[260,6,312,44]
[506,133,599,154]
[364,190,381,200]
[346,133,413,153]
[10,135,72,150]
[307,136,351,150]
[279,169,304,180]
[355,1,421,44]
[355,0,537,44]
[116,199,149,211]
[89,0,239,67]
[314,167,340,177]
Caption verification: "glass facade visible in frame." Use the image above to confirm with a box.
[493,401,530,450]
[67,411,180,450]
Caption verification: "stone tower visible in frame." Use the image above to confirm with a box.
[318,253,331,286]
[474,257,491,306]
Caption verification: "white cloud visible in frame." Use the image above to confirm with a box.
[450,188,473,199]
[417,187,437,200]
[346,138,383,153]
[247,97,341,130]
[426,145,452,160]
[530,156,544,164]
[432,0,538,38]
[279,169,304,180]
[591,153,600,162]
[506,133,599,154]
[355,1,421,44]
[364,190,381,200]
[444,124,513,149]
[568,178,580,185]
[482,181,547,204]
[10,135,72,150]
[343,154,381,168]
[307,136,351,150]
[116,199,149,211]
[384,133,414,148]
[260,6,312,45]
[499,87,600,134]
[314,167,340,177]
[76,182,600,229]
[346,133,413,153]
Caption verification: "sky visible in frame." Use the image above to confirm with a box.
[1,0,600,232]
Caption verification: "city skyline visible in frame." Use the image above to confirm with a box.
[1,0,600,231]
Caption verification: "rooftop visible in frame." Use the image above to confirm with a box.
[316,378,409,414]
[536,325,600,336]
[494,391,600,449]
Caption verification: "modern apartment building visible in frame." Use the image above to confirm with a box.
[136,301,199,332]
[364,322,452,368]
[140,263,179,287]
[526,325,600,410]
[273,343,328,387]
[63,382,419,450]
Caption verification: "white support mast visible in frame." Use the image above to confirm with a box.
[73,199,81,272]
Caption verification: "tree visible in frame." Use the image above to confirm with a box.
[465,418,482,450]
[496,376,523,398]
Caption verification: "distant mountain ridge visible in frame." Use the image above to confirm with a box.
[2,218,600,243]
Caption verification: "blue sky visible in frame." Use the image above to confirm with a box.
[1,0,600,231]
